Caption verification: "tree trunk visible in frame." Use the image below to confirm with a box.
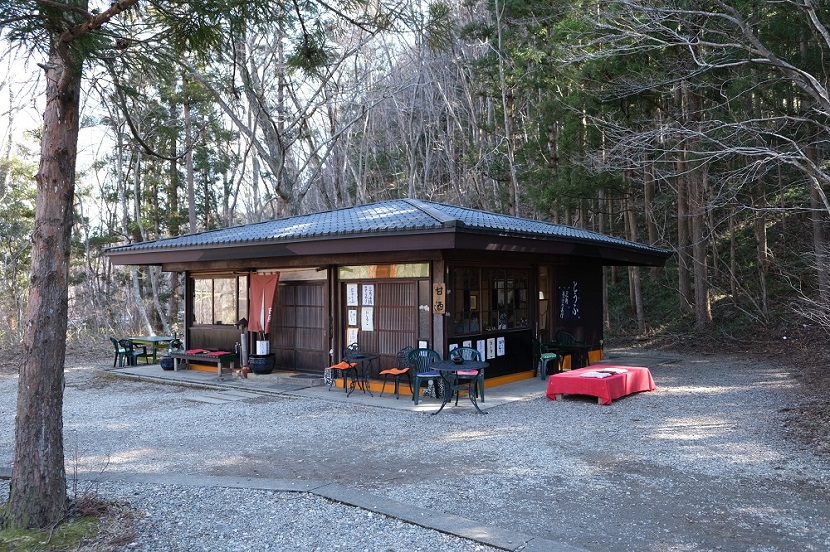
[644,158,660,279]
[676,163,693,313]
[0,86,14,194]
[131,150,153,333]
[810,184,829,305]
[754,192,769,316]
[685,152,712,328]
[729,205,738,299]
[689,164,712,328]
[806,142,830,306]
[167,98,180,323]
[675,86,693,313]
[494,0,519,215]
[625,173,646,334]
[4,40,80,530]
[184,95,197,233]
[598,188,610,330]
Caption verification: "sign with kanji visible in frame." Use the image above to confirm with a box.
[361,307,374,331]
[432,283,446,314]
[346,283,359,306]
[559,280,581,320]
[362,284,375,306]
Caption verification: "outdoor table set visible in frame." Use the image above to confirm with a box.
[128,335,176,363]
[344,352,379,397]
[324,344,380,398]
[325,345,488,414]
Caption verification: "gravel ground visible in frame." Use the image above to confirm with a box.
[1,347,829,551]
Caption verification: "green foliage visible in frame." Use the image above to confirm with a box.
[426,1,457,52]
[287,32,333,73]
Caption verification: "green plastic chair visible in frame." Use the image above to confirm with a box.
[118,339,149,366]
[549,330,589,368]
[110,337,127,367]
[532,338,560,380]
[409,348,442,405]
[448,346,485,404]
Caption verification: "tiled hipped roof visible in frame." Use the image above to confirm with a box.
[107,199,670,259]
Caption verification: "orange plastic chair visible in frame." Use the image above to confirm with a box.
[380,346,413,399]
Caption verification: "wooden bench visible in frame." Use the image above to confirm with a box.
[169,351,238,377]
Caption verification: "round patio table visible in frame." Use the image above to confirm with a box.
[345,353,378,397]
[431,360,488,415]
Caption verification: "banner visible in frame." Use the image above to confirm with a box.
[248,272,279,333]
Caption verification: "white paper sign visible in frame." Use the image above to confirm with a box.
[347,327,358,346]
[477,340,486,360]
[487,338,496,359]
[361,307,374,331]
[362,284,375,306]
[348,309,357,326]
[497,336,505,356]
[346,284,359,306]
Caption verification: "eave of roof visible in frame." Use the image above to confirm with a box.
[105,199,673,267]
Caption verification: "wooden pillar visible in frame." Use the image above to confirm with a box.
[432,260,446,354]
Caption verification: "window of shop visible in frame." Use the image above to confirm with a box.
[192,274,248,326]
[452,267,529,336]
[338,263,429,280]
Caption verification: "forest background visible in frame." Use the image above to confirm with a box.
[3,0,830,535]
[2,0,830,350]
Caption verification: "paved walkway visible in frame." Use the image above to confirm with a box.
[107,362,544,414]
[0,467,583,551]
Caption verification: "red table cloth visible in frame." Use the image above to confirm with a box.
[546,365,655,405]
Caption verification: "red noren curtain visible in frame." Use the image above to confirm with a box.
[248,273,279,334]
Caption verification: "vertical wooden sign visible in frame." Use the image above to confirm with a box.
[432,283,446,314]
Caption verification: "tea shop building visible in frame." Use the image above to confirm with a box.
[106,199,672,383]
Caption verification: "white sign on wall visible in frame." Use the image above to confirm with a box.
[346,284,359,306]
[361,307,374,331]
[362,284,375,306]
